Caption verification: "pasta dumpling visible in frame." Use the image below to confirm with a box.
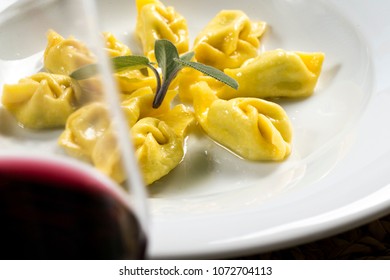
[44,30,96,75]
[135,0,189,59]
[58,102,110,160]
[115,69,157,95]
[2,73,81,129]
[45,30,149,101]
[121,88,194,184]
[91,128,125,183]
[132,117,184,185]
[43,30,103,102]
[156,104,195,138]
[90,115,189,186]
[103,32,132,57]
[118,103,194,185]
[102,32,157,94]
[59,97,195,185]
[58,102,126,182]
[192,81,292,161]
[193,10,266,70]
[120,86,177,126]
[176,67,221,103]
[120,86,194,140]
[218,49,325,99]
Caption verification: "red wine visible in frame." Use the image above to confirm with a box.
[0,157,146,260]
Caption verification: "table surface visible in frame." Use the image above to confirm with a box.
[235,212,390,260]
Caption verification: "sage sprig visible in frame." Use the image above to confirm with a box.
[70,55,161,90]
[70,39,238,108]
[153,39,194,107]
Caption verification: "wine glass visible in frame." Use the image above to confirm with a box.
[0,0,148,259]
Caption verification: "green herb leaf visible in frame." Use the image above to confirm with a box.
[180,51,195,62]
[154,39,181,82]
[70,55,152,80]
[153,39,186,108]
[173,58,239,90]
[69,39,238,109]
[111,55,152,71]
[70,64,100,80]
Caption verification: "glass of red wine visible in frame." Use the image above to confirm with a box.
[0,0,148,259]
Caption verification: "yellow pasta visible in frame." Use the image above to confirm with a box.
[58,102,110,160]
[193,10,266,70]
[122,88,195,184]
[44,30,96,75]
[115,69,157,95]
[135,0,189,59]
[120,86,177,126]
[0,1,329,188]
[217,49,325,99]
[2,73,81,129]
[132,117,182,185]
[58,102,125,182]
[192,81,292,161]
[103,32,132,57]
[176,67,221,103]
[59,89,194,184]
[90,128,125,183]
[131,102,194,184]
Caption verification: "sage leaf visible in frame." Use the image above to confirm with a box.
[153,39,186,108]
[173,58,239,90]
[69,39,238,109]
[70,55,152,80]
[180,51,195,62]
[111,55,151,71]
[155,39,183,83]
[70,64,100,80]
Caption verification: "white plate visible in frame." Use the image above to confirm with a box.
[1,0,390,259]
[145,0,390,259]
